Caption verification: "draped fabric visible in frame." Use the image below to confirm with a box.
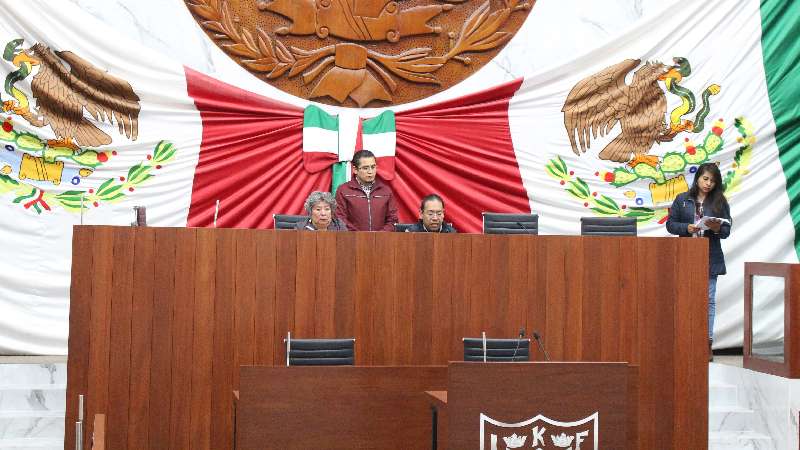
[0,0,799,353]
[761,0,800,257]
[184,70,529,232]
[394,79,530,232]
[184,68,330,229]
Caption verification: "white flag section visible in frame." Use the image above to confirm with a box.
[508,0,796,348]
[0,0,796,353]
[0,2,203,353]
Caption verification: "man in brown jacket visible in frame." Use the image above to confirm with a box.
[335,150,398,231]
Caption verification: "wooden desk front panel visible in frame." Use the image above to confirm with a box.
[236,366,447,449]
[447,362,628,449]
[66,227,709,450]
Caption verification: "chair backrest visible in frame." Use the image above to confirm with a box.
[273,214,309,230]
[393,223,415,232]
[462,337,531,362]
[580,217,637,236]
[482,213,539,235]
[284,335,355,366]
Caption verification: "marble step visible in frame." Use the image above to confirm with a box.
[0,411,65,440]
[708,405,759,432]
[708,430,774,450]
[0,437,63,449]
[0,365,66,387]
[708,383,738,407]
[0,386,66,412]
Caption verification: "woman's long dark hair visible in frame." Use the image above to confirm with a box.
[687,163,728,215]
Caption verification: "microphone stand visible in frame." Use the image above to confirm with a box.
[511,328,525,362]
[533,331,551,361]
[481,331,487,363]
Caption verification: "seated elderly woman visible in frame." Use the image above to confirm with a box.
[296,191,347,231]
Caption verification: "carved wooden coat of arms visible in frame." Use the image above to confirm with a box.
[185,0,535,106]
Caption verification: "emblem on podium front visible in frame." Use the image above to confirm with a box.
[480,412,598,450]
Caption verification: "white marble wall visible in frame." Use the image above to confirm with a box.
[0,363,66,445]
[710,363,800,450]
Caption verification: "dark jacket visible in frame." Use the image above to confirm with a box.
[294,217,347,231]
[406,220,457,233]
[666,191,731,276]
[335,178,398,231]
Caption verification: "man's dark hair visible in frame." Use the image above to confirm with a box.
[351,149,376,168]
[420,194,445,212]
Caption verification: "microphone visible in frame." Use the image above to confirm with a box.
[213,199,220,228]
[511,328,525,362]
[516,221,530,233]
[532,331,551,361]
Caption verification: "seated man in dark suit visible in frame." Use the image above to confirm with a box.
[406,194,457,233]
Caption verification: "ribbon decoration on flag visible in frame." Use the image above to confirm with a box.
[302,106,397,191]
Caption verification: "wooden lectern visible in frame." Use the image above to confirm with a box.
[428,362,631,450]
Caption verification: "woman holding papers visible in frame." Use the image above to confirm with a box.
[666,163,732,361]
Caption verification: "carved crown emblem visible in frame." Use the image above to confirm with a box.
[185,0,535,106]
[550,432,575,447]
[502,433,527,448]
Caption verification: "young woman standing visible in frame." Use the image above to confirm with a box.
[666,163,732,361]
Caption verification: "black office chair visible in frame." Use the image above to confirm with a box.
[580,217,637,236]
[273,214,309,230]
[482,213,539,235]
[394,223,415,232]
[284,332,355,366]
[463,336,531,362]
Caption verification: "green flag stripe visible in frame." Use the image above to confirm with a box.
[332,161,348,194]
[303,104,338,131]
[761,0,800,256]
[362,110,395,135]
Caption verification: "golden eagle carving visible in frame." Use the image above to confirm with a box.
[562,59,672,164]
[2,42,141,150]
[562,57,721,164]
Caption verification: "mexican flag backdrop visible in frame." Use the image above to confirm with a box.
[0,0,797,353]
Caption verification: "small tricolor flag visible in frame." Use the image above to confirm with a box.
[302,104,339,173]
[357,110,396,181]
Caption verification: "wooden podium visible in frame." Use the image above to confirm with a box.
[429,362,630,449]
[65,227,709,450]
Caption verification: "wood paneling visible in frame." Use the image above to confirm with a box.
[65,226,92,450]
[106,228,134,450]
[66,227,709,450]
[127,228,155,450]
[236,366,448,450]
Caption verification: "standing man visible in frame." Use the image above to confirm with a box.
[406,194,457,233]
[335,150,398,231]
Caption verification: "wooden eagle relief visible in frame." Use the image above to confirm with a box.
[185,0,535,107]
